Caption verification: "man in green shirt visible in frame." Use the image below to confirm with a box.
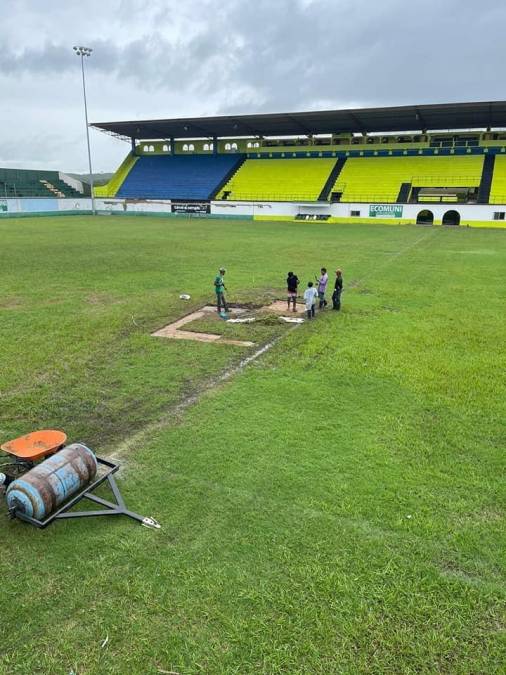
[214,267,229,314]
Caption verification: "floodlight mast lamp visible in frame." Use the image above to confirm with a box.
[73,46,96,215]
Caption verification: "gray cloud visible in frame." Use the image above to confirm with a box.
[0,0,504,172]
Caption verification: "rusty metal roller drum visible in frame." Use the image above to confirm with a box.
[6,443,98,520]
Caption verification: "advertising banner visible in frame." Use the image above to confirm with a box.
[0,200,7,212]
[171,202,210,214]
[369,204,403,218]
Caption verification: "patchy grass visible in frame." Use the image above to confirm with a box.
[0,216,504,674]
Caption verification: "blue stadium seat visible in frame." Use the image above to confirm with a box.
[117,154,242,200]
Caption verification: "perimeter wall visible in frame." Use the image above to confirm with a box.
[0,197,505,229]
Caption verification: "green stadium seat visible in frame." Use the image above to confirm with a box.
[0,168,81,199]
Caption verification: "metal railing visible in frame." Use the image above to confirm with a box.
[410,174,479,186]
[220,192,320,202]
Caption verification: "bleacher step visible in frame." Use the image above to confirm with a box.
[397,182,411,203]
[318,158,347,201]
[478,154,495,204]
[210,156,246,200]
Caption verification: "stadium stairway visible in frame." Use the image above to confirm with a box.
[117,154,243,200]
[396,182,411,203]
[477,155,495,204]
[318,158,347,201]
[209,156,246,199]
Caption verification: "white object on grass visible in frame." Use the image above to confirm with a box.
[227,317,256,324]
[179,294,191,300]
[280,316,304,324]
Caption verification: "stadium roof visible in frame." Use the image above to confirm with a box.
[92,101,506,140]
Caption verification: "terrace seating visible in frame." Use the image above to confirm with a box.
[217,158,336,202]
[0,168,81,199]
[117,155,242,200]
[332,156,484,203]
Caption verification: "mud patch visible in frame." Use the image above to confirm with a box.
[107,330,293,462]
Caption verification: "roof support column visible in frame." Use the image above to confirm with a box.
[170,138,175,155]
[213,136,218,155]
[130,137,136,155]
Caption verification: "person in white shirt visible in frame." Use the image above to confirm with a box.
[303,281,318,319]
[315,267,328,309]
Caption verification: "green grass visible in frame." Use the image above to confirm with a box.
[0,216,504,674]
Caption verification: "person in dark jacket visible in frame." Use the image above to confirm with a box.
[332,269,343,310]
[286,271,299,312]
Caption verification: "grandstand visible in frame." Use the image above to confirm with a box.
[331,156,484,204]
[0,168,83,199]
[91,101,506,220]
[3,101,504,225]
[115,154,241,200]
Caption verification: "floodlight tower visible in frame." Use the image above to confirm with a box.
[73,46,96,215]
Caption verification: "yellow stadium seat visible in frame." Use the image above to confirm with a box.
[332,156,483,203]
[218,158,335,201]
[489,155,506,204]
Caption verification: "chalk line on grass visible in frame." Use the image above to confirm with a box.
[349,227,439,289]
[107,330,293,462]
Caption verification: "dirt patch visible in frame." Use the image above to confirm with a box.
[262,300,306,315]
[152,306,254,347]
[151,301,303,347]
[0,297,23,310]
[85,292,120,306]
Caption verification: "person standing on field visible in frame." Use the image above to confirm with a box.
[303,281,318,320]
[316,267,328,309]
[214,267,228,314]
[286,271,299,312]
[332,269,343,311]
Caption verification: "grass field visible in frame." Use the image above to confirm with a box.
[0,215,504,674]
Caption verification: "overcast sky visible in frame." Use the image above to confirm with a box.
[1,0,504,173]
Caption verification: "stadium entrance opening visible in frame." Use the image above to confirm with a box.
[442,210,460,226]
[416,209,434,225]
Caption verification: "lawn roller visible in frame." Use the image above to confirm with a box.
[0,430,160,529]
